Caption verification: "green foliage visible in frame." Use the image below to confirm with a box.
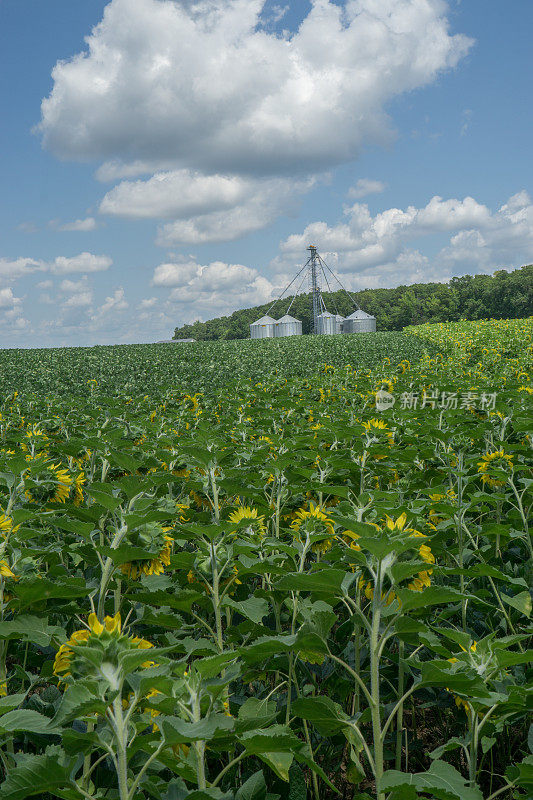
[0,331,437,395]
[0,317,530,799]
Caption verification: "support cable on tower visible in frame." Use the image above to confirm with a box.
[317,254,362,310]
[265,261,308,318]
[250,245,375,338]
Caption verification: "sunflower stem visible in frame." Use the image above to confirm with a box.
[0,638,13,762]
[468,706,478,788]
[395,640,405,770]
[455,452,467,631]
[274,486,281,539]
[209,468,220,524]
[210,541,224,653]
[370,563,384,800]
[82,718,94,792]
[353,615,361,714]
[192,693,207,790]
[285,532,309,725]
[112,694,130,800]
[114,579,122,616]
[508,477,533,563]
[97,523,128,622]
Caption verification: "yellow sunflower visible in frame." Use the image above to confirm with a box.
[339,530,362,552]
[0,561,16,580]
[383,513,416,534]
[407,570,432,592]
[477,449,514,488]
[175,503,190,522]
[53,628,91,677]
[73,472,85,505]
[228,506,266,537]
[428,490,455,524]
[447,642,477,713]
[53,613,154,678]
[362,418,394,451]
[189,490,211,510]
[358,576,396,605]
[385,513,435,592]
[0,514,19,535]
[25,462,73,505]
[21,426,49,457]
[291,503,335,553]
[121,530,173,580]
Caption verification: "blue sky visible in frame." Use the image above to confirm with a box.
[1,0,532,347]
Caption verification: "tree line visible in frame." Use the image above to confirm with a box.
[173,264,533,340]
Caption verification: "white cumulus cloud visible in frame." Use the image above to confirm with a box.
[63,291,94,308]
[0,257,44,282]
[50,252,112,274]
[0,288,22,308]
[1,253,112,288]
[52,217,97,232]
[93,288,129,317]
[60,278,88,293]
[158,179,313,244]
[347,179,386,200]
[40,0,472,176]
[138,297,158,309]
[278,190,533,287]
[100,170,249,219]
[100,170,314,244]
[37,0,472,243]
[153,258,275,316]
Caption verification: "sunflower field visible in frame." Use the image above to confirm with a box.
[0,319,531,800]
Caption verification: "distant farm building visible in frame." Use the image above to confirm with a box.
[158,338,196,343]
[250,315,277,339]
[342,309,377,333]
[250,245,376,339]
[275,314,302,337]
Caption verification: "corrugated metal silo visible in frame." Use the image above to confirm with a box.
[343,309,377,333]
[317,312,337,335]
[335,315,344,334]
[250,315,277,339]
[274,314,302,337]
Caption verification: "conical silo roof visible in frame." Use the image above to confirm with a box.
[318,311,336,317]
[346,309,375,320]
[251,314,277,325]
[277,314,299,323]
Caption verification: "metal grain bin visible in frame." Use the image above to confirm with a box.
[250,315,277,338]
[317,312,337,335]
[335,315,344,334]
[274,314,302,337]
[343,309,377,333]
